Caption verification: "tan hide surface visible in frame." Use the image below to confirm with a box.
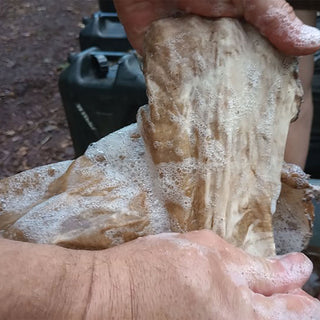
[0,16,312,257]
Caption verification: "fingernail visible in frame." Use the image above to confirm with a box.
[270,253,313,280]
[297,24,320,48]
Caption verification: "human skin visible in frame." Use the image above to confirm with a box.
[1,231,320,319]
[2,2,320,319]
[285,10,316,169]
[113,0,320,56]
[114,2,320,169]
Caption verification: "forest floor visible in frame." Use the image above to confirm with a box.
[0,0,98,178]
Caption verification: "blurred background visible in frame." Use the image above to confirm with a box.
[0,0,98,178]
[0,0,149,178]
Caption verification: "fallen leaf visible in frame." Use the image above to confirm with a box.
[40,136,51,147]
[12,136,21,142]
[17,146,28,157]
[4,130,16,136]
[60,139,72,148]
[43,125,58,132]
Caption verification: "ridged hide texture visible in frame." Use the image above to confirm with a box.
[0,16,315,257]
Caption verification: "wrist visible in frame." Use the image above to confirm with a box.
[86,239,176,320]
[54,246,95,319]
[84,246,134,319]
[0,239,94,319]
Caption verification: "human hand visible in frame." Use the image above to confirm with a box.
[90,230,320,319]
[114,0,320,56]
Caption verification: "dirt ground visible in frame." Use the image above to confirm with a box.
[0,0,99,179]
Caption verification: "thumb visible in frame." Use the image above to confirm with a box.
[243,0,320,55]
[247,252,313,296]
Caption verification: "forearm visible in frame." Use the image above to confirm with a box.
[0,239,93,320]
[284,10,316,168]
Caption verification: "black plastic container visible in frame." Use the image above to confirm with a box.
[99,0,116,12]
[59,47,147,157]
[80,11,132,51]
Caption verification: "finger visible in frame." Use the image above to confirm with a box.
[288,288,316,298]
[247,253,313,296]
[252,290,320,319]
[243,0,320,55]
[177,229,234,252]
[179,231,313,295]
[184,0,320,55]
[114,0,243,54]
[114,0,176,54]
[176,0,242,17]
